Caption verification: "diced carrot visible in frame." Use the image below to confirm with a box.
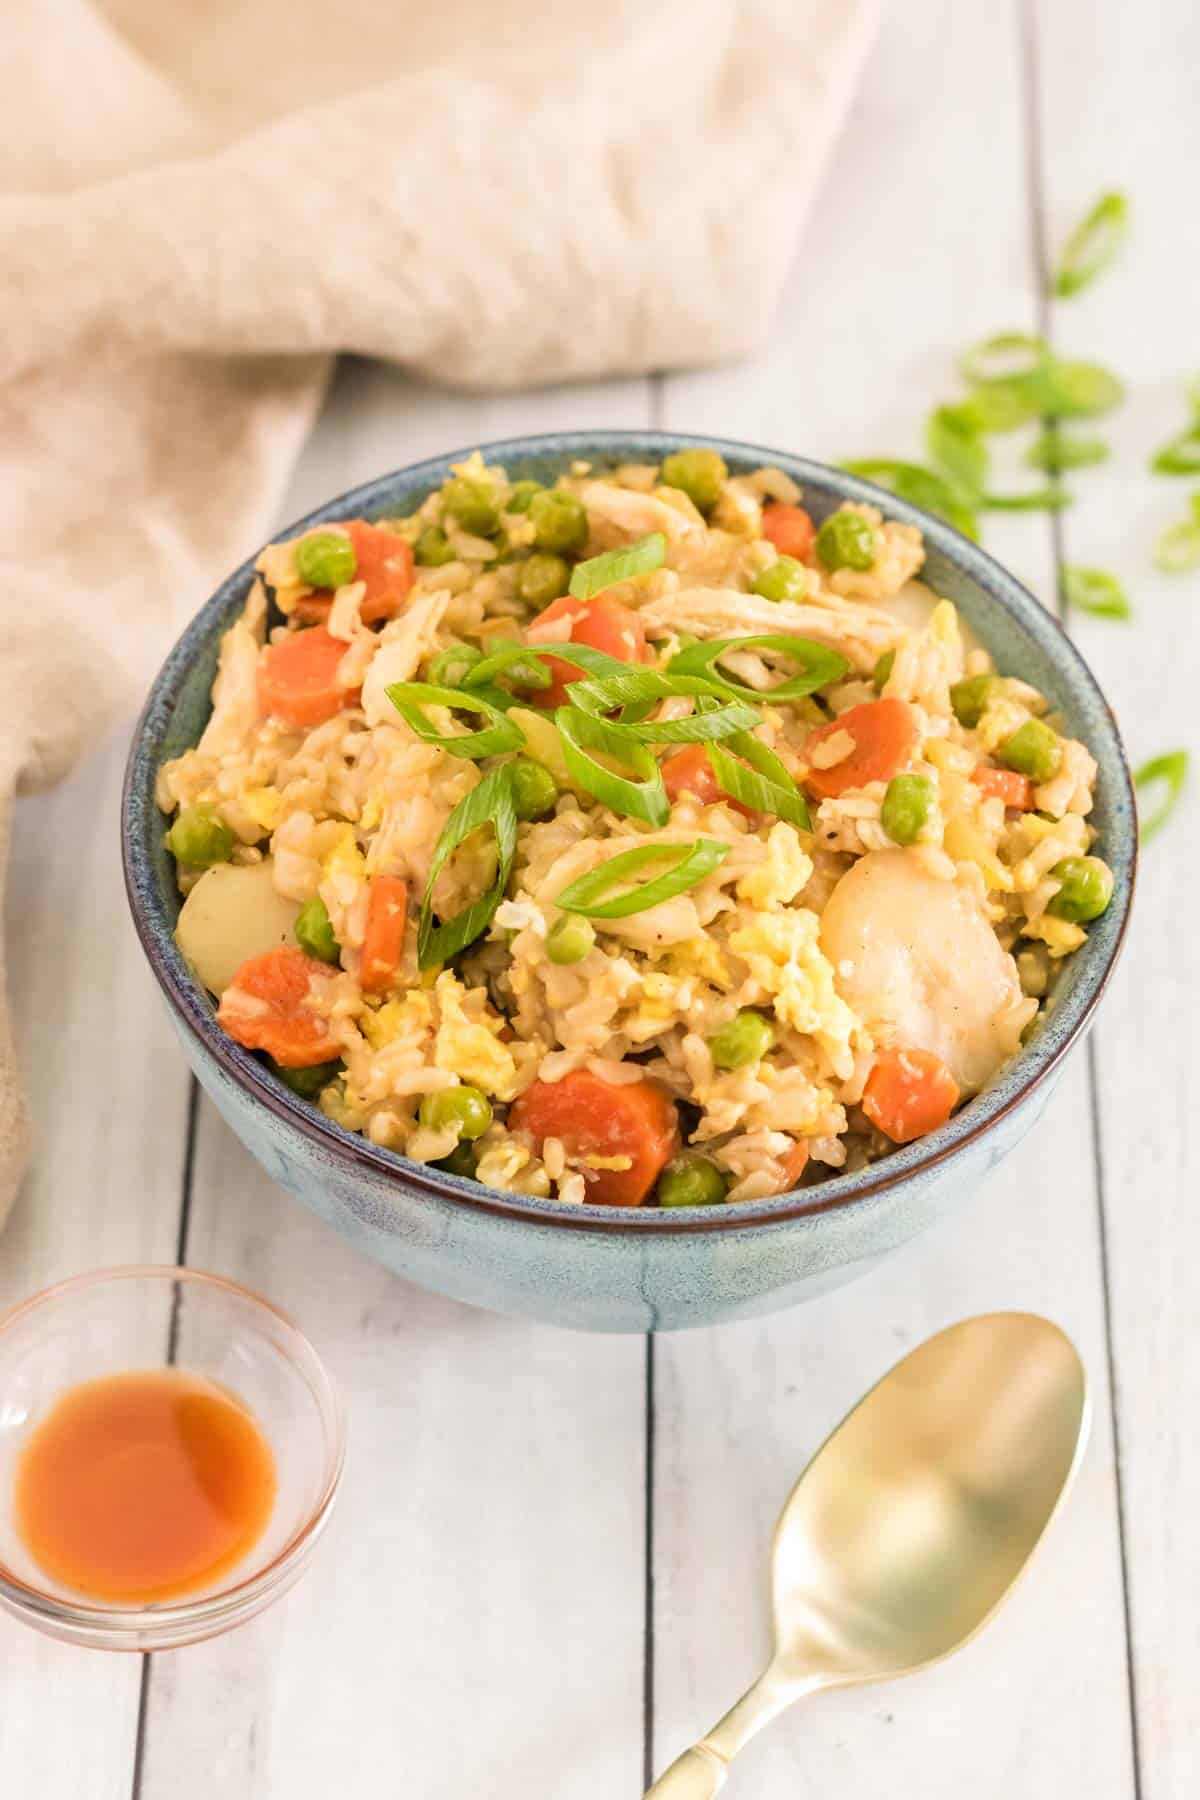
[804,698,918,800]
[527,593,648,709]
[661,744,755,819]
[360,876,409,995]
[257,626,358,729]
[762,503,816,561]
[510,1070,679,1207]
[291,594,333,625]
[344,520,415,624]
[780,1140,810,1189]
[862,1047,959,1145]
[216,948,342,1068]
[972,766,1035,810]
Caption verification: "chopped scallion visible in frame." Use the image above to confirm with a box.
[568,533,667,601]
[555,839,730,919]
[1052,191,1130,298]
[1134,750,1189,843]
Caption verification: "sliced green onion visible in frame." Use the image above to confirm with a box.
[1153,520,1200,574]
[1026,430,1109,471]
[1052,192,1129,298]
[925,405,988,501]
[568,533,667,601]
[465,642,553,692]
[1134,750,1189,843]
[555,707,669,825]
[385,682,525,759]
[705,732,812,831]
[954,384,1042,434]
[1151,424,1200,475]
[524,641,637,683]
[1042,359,1126,418]
[428,644,482,687]
[1192,492,1200,524]
[555,839,730,919]
[418,765,517,968]
[668,635,849,703]
[840,459,979,539]
[566,671,760,743]
[960,333,1050,385]
[1062,566,1132,620]
[983,484,1074,512]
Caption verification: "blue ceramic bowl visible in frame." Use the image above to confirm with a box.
[122,432,1136,1332]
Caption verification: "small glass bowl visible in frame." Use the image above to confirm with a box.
[0,1266,344,1651]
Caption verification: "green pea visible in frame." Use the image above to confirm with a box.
[1047,855,1113,923]
[510,757,559,821]
[166,804,234,869]
[950,673,998,728]
[295,895,340,964]
[545,915,595,965]
[709,1009,775,1070]
[435,1140,479,1179]
[816,511,877,572]
[872,649,896,693]
[428,644,482,686]
[529,489,589,555]
[414,525,456,567]
[999,718,1062,784]
[752,554,809,604]
[442,476,501,537]
[518,552,570,609]
[661,448,728,515]
[272,1057,341,1098]
[881,774,935,845]
[419,1085,493,1141]
[657,1154,730,1208]
[506,480,543,514]
[295,529,357,590]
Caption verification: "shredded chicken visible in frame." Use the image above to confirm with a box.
[195,581,267,758]
[636,585,902,673]
[361,589,451,726]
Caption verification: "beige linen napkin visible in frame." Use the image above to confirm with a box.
[0,0,879,1228]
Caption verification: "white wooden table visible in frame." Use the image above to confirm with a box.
[3,1,1197,1792]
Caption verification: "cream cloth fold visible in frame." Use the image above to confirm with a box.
[0,0,879,1227]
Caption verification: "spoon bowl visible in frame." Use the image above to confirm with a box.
[646,1312,1089,1795]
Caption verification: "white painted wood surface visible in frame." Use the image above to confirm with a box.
[2,1,1195,1794]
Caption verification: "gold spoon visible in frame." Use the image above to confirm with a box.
[644,1311,1088,1797]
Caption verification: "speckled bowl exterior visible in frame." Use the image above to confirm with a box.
[122,432,1136,1332]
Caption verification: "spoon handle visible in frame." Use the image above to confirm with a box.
[644,1669,800,1796]
[643,1743,727,1797]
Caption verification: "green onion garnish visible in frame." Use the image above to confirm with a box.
[1134,750,1189,843]
[925,405,988,501]
[1153,520,1200,574]
[668,635,849,703]
[840,459,979,539]
[983,484,1074,513]
[555,707,669,825]
[428,644,483,687]
[1062,566,1132,620]
[959,335,1125,421]
[418,765,518,968]
[568,533,667,601]
[385,682,526,759]
[1151,424,1200,475]
[705,732,812,830]
[1026,430,1109,471]
[566,670,760,742]
[1042,360,1126,418]
[954,385,1042,434]
[465,642,553,692]
[959,333,1050,386]
[1052,192,1129,298]
[555,839,730,919]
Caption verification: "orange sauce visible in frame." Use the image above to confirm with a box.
[14,1369,277,1604]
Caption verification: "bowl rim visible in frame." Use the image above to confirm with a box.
[122,429,1137,1237]
[0,1265,345,1635]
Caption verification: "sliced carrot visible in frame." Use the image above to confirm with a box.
[972,766,1035,810]
[510,1070,679,1207]
[862,1047,959,1145]
[360,876,409,995]
[780,1140,810,1189]
[661,744,755,819]
[762,503,816,561]
[804,698,918,800]
[257,626,358,729]
[528,593,648,709]
[216,948,342,1068]
[344,520,415,624]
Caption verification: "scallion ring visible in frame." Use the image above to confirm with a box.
[1153,521,1200,575]
[427,644,482,687]
[555,706,669,825]
[555,839,730,919]
[464,642,553,692]
[840,459,979,539]
[1026,430,1109,472]
[925,406,988,502]
[1062,566,1132,620]
[418,765,518,968]
[1134,750,1189,844]
[385,682,526,759]
[668,635,849,704]
[566,670,760,743]
[959,332,1050,386]
[705,732,812,831]
[1151,424,1200,476]
[569,533,667,601]
[983,484,1074,513]
[1052,191,1129,299]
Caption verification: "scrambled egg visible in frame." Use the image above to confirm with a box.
[736,823,813,910]
[730,909,864,1079]
[321,823,366,883]
[242,786,283,833]
[434,972,519,1098]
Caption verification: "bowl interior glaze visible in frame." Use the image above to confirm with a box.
[123,432,1136,1238]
